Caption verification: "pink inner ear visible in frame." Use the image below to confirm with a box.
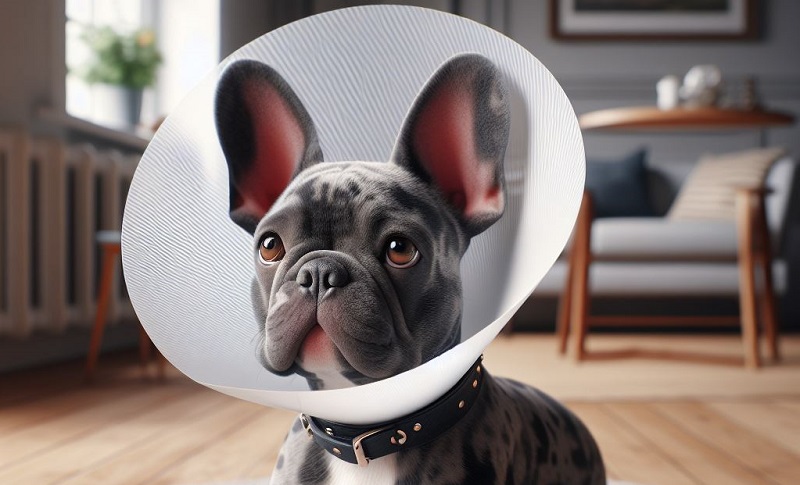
[412,81,503,218]
[235,80,306,218]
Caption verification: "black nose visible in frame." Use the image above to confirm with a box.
[296,258,350,296]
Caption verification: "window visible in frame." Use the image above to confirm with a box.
[66,0,220,133]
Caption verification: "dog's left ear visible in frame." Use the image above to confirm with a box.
[392,54,509,237]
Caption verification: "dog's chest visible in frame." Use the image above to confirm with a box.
[325,454,398,485]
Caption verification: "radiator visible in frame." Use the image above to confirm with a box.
[0,129,139,337]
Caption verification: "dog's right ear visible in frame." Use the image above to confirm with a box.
[215,60,323,234]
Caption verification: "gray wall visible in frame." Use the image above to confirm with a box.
[0,0,65,129]
[220,1,317,60]
[512,0,800,165]
[215,0,800,162]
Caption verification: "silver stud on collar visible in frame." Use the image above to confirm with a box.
[413,423,422,432]
[458,400,465,409]
[390,429,407,445]
[332,447,341,455]
[325,427,334,437]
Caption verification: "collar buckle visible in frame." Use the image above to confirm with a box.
[352,425,390,467]
[300,413,313,437]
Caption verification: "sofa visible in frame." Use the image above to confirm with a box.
[520,151,799,330]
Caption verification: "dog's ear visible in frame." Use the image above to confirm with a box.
[215,60,323,234]
[391,54,509,237]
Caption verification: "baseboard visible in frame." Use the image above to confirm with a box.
[512,295,799,333]
[0,321,140,374]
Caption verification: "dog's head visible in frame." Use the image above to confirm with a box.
[215,55,509,389]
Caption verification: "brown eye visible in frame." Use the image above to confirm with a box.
[259,233,285,264]
[385,237,419,268]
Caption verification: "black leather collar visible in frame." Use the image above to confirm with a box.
[301,356,485,467]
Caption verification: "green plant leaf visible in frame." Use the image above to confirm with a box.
[79,26,163,88]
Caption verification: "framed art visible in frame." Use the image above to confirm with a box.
[550,0,757,40]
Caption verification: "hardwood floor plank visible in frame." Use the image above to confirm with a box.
[765,462,800,485]
[0,350,158,407]
[603,402,777,485]
[0,382,194,471]
[238,411,300,481]
[242,449,282,482]
[151,407,296,484]
[708,398,800,456]
[569,402,699,485]
[0,359,91,407]
[0,386,219,484]
[2,336,799,485]
[0,387,116,435]
[0,377,78,407]
[0,381,175,435]
[484,335,800,401]
[653,400,800,485]
[240,431,297,481]
[772,397,800,413]
[58,397,265,485]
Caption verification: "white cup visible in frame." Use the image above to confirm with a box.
[657,75,680,110]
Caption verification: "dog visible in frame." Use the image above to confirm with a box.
[215,54,605,484]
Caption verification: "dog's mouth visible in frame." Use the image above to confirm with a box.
[293,318,397,383]
[264,307,410,386]
[297,324,336,364]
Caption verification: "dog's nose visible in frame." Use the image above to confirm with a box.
[296,258,350,295]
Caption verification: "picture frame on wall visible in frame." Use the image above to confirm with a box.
[550,0,757,40]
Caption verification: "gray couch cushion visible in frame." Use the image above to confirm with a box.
[535,260,787,296]
[536,158,797,298]
[588,158,796,260]
[592,218,738,260]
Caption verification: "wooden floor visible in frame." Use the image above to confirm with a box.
[1,334,799,485]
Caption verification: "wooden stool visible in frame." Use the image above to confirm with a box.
[85,231,165,380]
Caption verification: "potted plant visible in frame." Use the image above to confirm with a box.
[80,26,162,127]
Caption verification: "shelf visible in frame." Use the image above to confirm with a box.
[36,107,152,151]
[579,106,795,132]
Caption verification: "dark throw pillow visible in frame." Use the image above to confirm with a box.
[585,149,653,218]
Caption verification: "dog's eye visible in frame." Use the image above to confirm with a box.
[385,237,419,268]
[259,233,285,264]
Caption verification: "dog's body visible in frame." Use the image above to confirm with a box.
[271,374,604,484]
[215,55,605,484]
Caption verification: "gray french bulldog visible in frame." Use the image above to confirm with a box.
[216,55,605,484]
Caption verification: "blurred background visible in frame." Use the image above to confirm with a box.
[2,0,798,371]
[1,2,799,484]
